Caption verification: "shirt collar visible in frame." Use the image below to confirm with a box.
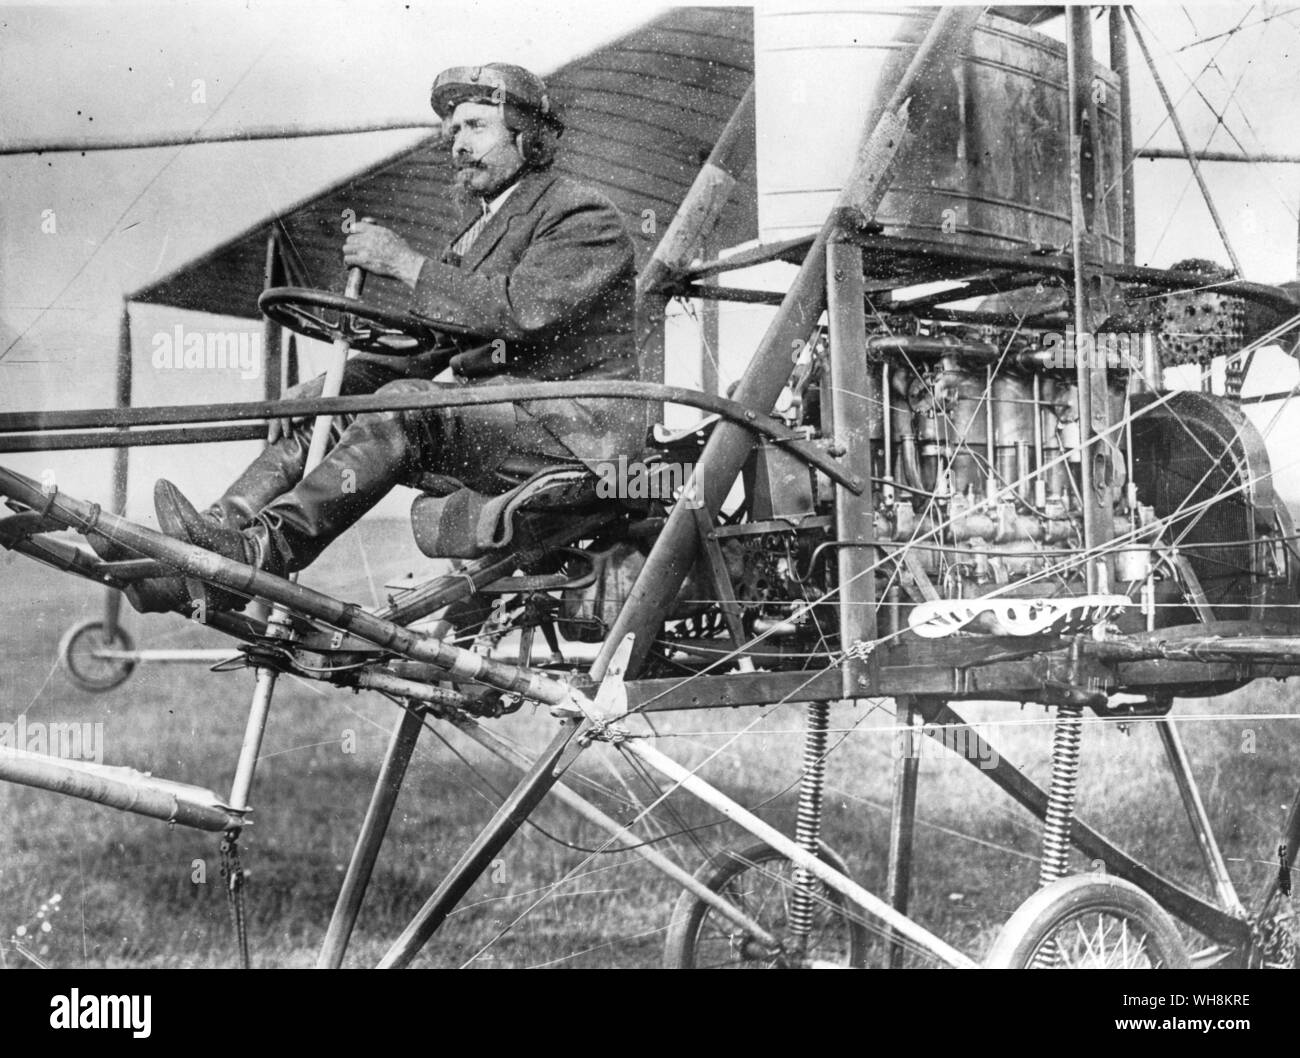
[480,180,519,220]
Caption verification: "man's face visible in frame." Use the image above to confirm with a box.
[448,100,525,199]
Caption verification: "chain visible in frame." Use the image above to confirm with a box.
[219,829,251,969]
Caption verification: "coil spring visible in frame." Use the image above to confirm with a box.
[787,700,830,950]
[1039,703,1083,888]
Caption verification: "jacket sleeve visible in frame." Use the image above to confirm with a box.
[409,194,633,341]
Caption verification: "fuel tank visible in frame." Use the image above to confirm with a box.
[755,5,1125,258]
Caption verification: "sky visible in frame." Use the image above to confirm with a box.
[4,1,1300,514]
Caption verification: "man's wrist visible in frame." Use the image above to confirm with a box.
[402,250,427,290]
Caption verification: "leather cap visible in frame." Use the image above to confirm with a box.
[430,63,563,132]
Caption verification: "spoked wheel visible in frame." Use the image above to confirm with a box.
[986,875,1191,968]
[57,618,136,693]
[664,841,869,968]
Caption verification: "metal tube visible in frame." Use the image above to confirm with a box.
[1032,373,1046,509]
[377,722,587,968]
[0,746,244,832]
[1015,440,1031,504]
[263,227,284,403]
[881,361,895,505]
[1,116,439,156]
[0,424,266,453]
[623,737,978,968]
[985,365,997,503]
[1154,719,1246,916]
[885,699,921,968]
[0,384,858,490]
[1137,147,1300,165]
[318,704,426,968]
[103,301,133,640]
[92,648,240,664]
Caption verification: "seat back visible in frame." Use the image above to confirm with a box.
[410,463,599,559]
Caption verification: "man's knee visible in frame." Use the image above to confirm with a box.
[340,357,407,395]
[367,378,447,428]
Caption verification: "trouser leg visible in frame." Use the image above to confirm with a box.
[249,410,423,576]
[210,357,411,527]
[244,376,498,576]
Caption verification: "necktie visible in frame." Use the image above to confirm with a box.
[452,200,491,257]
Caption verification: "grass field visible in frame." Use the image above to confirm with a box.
[1,520,1298,968]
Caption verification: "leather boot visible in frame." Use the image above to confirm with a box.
[205,425,317,528]
[154,413,421,612]
[84,423,322,615]
[86,524,217,615]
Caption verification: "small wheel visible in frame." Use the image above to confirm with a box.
[986,875,1191,968]
[58,618,136,693]
[664,841,869,968]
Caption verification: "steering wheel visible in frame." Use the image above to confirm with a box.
[258,286,478,356]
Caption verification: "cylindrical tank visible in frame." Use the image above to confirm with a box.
[755,6,1125,259]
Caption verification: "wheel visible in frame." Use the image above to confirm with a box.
[663,841,869,968]
[259,286,476,356]
[58,618,136,693]
[985,875,1191,968]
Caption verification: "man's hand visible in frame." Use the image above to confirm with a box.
[342,221,426,288]
[267,374,326,444]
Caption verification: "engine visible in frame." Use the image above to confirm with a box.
[561,283,1300,664]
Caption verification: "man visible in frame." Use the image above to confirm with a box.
[109,63,639,614]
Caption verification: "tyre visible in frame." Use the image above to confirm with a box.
[58,618,136,693]
[663,841,869,968]
[986,875,1191,968]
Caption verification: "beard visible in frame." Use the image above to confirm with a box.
[450,154,525,208]
[451,166,481,210]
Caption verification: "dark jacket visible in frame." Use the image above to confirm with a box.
[410,168,638,383]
